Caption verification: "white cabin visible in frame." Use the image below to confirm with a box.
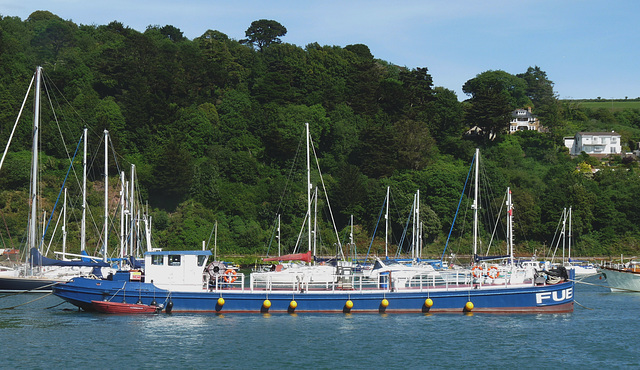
[144,250,211,291]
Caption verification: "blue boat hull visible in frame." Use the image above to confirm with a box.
[0,276,62,292]
[53,278,574,314]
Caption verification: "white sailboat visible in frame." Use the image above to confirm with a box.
[0,68,94,290]
[251,123,341,285]
[462,149,542,284]
[0,67,121,291]
[562,207,598,277]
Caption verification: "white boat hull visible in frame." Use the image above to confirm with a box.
[571,265,599,277]
[601,267,640,292]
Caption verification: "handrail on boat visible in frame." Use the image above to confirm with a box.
[204,266,540,294]
[207,273,246,292]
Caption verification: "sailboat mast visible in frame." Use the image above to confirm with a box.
[145,202,152,252]
[81,127,87,252]
[472,148,479,258]
[416,189,420,260]
[103,130,109,262]
[306,123,312,257]
[561,208,566,263]
[214,220,218,260]
[29,67,42,253]
[120,171,126,261]
[411,193,417,260]
[277,214,281,257]
[313,186,318,259]
[507,187,514,265]
[385,186,389,259]
[130,164,135,256]
[350,215,354,261]
[568,206,572,261]
[62,188,67,259]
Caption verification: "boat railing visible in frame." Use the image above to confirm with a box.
[205,267,539,293]
[601,260,640,272]
[207,273,246,292]
[245,273,386,293]
[404,267,538,290]
[249,276,303,292]
[405,270,472,290]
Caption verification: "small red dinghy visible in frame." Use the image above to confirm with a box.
[91,300,159,314]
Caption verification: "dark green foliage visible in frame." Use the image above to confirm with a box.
[517,66,560,129]
[241,19,287,51]
[0,13,639,257]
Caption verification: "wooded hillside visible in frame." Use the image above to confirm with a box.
[1,12,640,260]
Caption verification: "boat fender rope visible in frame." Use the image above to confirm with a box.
[573,300,594,310]
[0,281,59,299]
[0,292,53,310]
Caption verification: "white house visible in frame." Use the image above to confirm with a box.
[509,107,543,133]
[566,132,622,156]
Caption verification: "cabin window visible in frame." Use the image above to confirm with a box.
[152,255,163,265]
[198,255,207,267]
[168,255,181,266]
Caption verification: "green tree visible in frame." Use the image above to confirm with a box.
[517,66,560,130]
[159,25,185,42]
[399,67,433,107]
[464,84,513,140]
[241,19,287,51]
[463,70,531,109]
[424,87,465,142]
[150,141,195,209]
[463,70,530,140]
[393,118,437,171]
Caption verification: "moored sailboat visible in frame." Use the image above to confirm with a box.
[0,67,110,291]
[0,67,142,291]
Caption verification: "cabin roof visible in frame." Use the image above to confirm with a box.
[145,250,212,256]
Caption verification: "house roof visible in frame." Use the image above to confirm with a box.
[577,131,621,136]
[511,109,535,118]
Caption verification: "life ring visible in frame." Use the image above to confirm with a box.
[223,269,237,283]
[487,266,499,279]
[472,265,483,278]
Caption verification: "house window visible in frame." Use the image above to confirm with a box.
[612,138,617,143]
[168,255,181,266]
[152,255,163,265]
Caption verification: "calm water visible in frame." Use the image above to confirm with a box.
[0,275,638,369]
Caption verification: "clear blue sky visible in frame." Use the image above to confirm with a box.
[3,0,639,100]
